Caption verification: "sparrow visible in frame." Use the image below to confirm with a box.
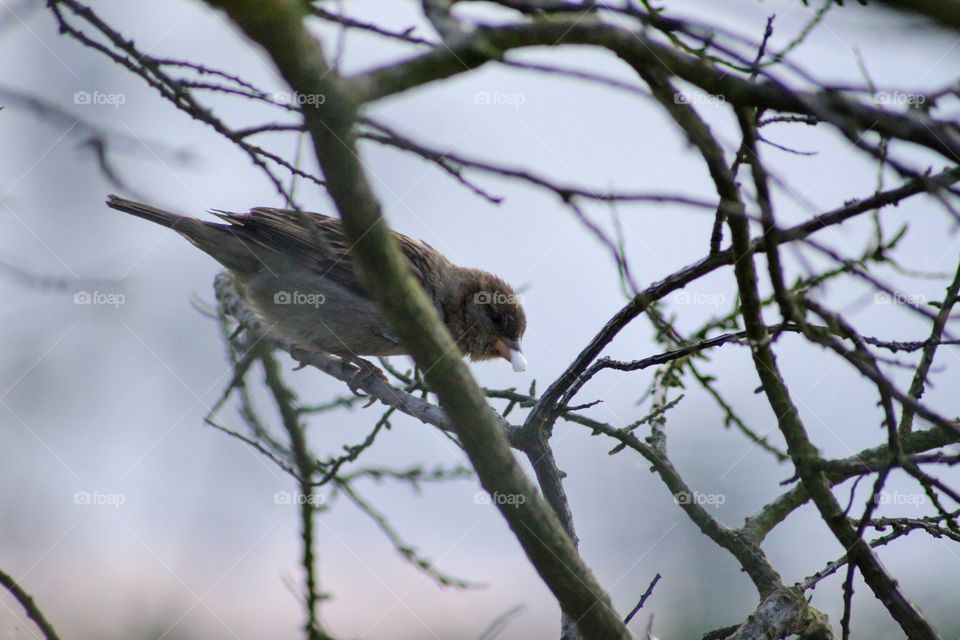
[106,195,528,372]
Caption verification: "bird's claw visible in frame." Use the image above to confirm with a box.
[343,357,388,408]
[289,345,311,370]
[288,346,386,408]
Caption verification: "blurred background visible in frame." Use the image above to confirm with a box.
[1,1,959,638]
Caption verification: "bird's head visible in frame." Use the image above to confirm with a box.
[455,272,527,371]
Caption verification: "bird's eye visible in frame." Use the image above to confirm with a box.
[490,309,505,327]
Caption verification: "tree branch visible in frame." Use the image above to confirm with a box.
[0,569,62,640]
[202,2,629,637]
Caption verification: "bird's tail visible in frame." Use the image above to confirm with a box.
[106,195,260,274]
[106,194,190,229]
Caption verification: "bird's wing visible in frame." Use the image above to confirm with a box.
[212,207,441,299]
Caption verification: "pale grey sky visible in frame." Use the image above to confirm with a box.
[1,2,959,638]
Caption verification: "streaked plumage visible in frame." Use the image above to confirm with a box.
[106,195,527,371]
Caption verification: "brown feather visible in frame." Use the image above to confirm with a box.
[107,195,527,366]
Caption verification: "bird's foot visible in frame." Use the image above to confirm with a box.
[340,356,389,407]
[289,345,312,370]
[288,346,387,408]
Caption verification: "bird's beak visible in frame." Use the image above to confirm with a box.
[495,337,527,372]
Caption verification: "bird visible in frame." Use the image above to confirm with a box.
[106,195,528,373]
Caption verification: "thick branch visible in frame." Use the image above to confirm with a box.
[203,2,629,637]
[743,427,960,542]
[347,21,960,163]
[617,43,939,636]
[213,273,526,447]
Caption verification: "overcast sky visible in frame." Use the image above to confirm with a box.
[2,1,959,639]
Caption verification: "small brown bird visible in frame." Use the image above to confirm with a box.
[107,195,527,372]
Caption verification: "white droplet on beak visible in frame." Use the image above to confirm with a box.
[509,348,527,372]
